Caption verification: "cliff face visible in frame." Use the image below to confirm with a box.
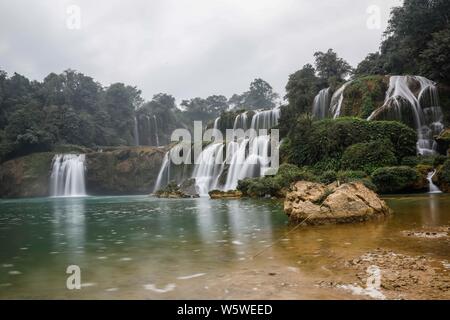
[0,152,55,198]
[85,146,166,195]
[0,146,166,198]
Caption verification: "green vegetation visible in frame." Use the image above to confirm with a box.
[371,166,420,194]
[341,140,397,174]
[281,117,417,171]
[237,164,317,198]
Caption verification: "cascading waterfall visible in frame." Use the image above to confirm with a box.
[312,88,330,119]
[50,154,87,197]
[427,170,442,194]
[153,115,160,147]
[192,107,280,194]
[133,116,140,146]
[330,81,351,119]
[153,152,170,193]
[367,75,444,155]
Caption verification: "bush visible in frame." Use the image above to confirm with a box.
[401,155,448,167]
[371,166,419,194]
[341,140,397,173]
[283,117,417,170]
[237,164,317,197]
[320,170,337,184]
[336,170,368,183]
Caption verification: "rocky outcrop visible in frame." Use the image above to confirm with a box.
[86,146,166,195]
[209,190,243,199]
[0,152,55,198]
[435,129,450,156]
[155,181,199,198]
[284,181,391,225]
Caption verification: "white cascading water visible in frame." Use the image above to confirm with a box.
[427,170,442,194]
[193,107,280,194]
[50,154,87,197]
[153,115,160,147]
[367,75,444,155]
[312,88,330,119]
[133,116,140,146]
[330,81,352,119]
[153,107,281,195]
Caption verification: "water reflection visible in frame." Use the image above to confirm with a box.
[51,197,86,253]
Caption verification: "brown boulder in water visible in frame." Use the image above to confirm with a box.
[284,181,391,225]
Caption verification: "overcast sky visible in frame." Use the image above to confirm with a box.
[0,0,402,102]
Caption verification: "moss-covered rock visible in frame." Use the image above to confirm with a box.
[436,159,450,193]
[0,152,55,198]
[340,75,389,119]
[209,190,243,199]
[435,129,450,155]
[86,146,166,195]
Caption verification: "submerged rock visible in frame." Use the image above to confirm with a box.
[284,181,391,225]
[209,190,243,199]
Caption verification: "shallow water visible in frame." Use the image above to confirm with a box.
[0,194,449,299]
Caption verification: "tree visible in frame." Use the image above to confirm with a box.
[354,53,387,77]
[380,0,450,79]
[313,49,353,84]
[280,64,320,137]
[420,28,450,82]
[229,78,279,110]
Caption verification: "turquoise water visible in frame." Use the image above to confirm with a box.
[0,194,449,299]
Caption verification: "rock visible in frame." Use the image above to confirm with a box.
[284,181,391,225]
[179,179,200,198]
[0,152,55,198]
[86,146,166,195]
[155,181,199,199]
[209,190,243,199]
[435,129,450,155]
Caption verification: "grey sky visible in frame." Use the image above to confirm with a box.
[0,0,402,102]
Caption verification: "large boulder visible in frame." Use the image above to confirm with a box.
[284,181,391,225]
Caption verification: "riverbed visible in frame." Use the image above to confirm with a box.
[0,194,449,299]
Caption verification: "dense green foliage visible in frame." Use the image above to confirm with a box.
[339,76,387,119]
[281,117,417,171]
[371,166,420,194]
[355,0,450,83]
[0,68,280,162]
[341,140,397,174]
[237,164,317,197]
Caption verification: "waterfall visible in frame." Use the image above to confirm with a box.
[50,154,87,197]
[153,152,170,193]
[192,107,280,193]
[213,117,220,130]
[367,75,444,155]
[312,88,331,119]
[330,81,351,119]
[134,116,140,146]
[153,115,160,147]
[233,112,249,130]
[427,170,442,194]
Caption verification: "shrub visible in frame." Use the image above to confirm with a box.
[283,117,417,170]
[320,170,337,184]
[336,170,368,183]
[371,166,419,194]
[341,140,397,173]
